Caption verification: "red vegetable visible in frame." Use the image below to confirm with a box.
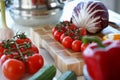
[80,43,89,52]
[0,32,44,79]
[26,54,44,74]
[72,40,82,52]
[2,59,25,80]
[82,36,120,80]
[71,1,109,33]
[0,43,4,58]
[15,33,31,44]
[0,54,13,66]
[53,30,63,42]
[62,36,73,48]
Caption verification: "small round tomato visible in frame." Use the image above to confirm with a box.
[81,43,89,52]
[52,27,57,35]
[53,30,63,42]
[32,0,37,5]
[62,36,73,48]
[16,38,31,44]
[26,54,44,74]
[21,44,39,54]
[2,59,25,80]
[0,54,13,66]
[0,42,4,58]
[68,23,77,30]
[72,40,82,52]
[0,46,4,58]
[29,44,39,53]
[78,27,87,35]
[60,33,66,43]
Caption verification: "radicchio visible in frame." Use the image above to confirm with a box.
[71,1,109,33]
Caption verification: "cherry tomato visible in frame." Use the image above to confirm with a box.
[53,30,63,42]
[0,52,21,66]
[16,38,31,44]
[0,45,4,58]
[60,33,66,43]
[62,36,73,48]
[38,0,45,5]
[29,44,39,53]
[81,43,89,52]
[52,27,57,35]
[32,0,37,5]
[0,54,13,66]
[2,59,25,80]
[78,27,87,35]
[63,20,69,24]
[20,44,39,54]
[72,40,82,52]
[68,23,77,30]
[26,54,44,74]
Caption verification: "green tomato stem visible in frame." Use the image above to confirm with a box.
[82,36,105,48]
[14,41,25,61]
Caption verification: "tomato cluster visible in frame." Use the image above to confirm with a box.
[0,33,44,80]
[52,21,89,52]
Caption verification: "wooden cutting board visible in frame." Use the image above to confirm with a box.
[30,25,84,76]
[30,22,120,76]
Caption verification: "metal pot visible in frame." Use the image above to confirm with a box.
[5,0,67,26]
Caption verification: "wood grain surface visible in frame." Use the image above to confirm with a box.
[30,25,85,76]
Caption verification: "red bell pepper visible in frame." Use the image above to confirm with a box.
[82,36,120,80]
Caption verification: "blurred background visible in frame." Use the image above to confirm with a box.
[98,0,120,14]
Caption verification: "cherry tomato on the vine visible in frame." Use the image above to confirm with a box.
[26,54,44,74]
[0,54,13,66]
[78,27,87,36]
[29,44,39,53]
[16,38,31,44]
[72,40,82,52]
[20,44,39,54]
[52,27,57,35]
[60,33,66,43]
[62,36,73,49]
[53,30,63,42]
[81,43,89,52]
[32,0,37,5]
[68,23,77,30]
[0,45,4,58]
[2,59,25,80]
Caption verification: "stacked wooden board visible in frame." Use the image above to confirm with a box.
[30,25,84,76]
[30,21,120,76]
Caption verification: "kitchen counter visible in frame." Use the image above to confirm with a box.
[0,0,120,80]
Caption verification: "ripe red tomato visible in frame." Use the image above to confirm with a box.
[32,0,37,5]
[2,59,25,80]
[29,44,39,53]
[0,42,4,58]
[68,23,77,30]
[53,30,63,42]
[62,36,73,48]
[20,44,39,54]
[72,40,82,52]
[81,43,89,52]
[16,38,31,44]
[52,27,57,35]
[60,33,66,43]
[0,46,4,58]
[0,54,13,66]
[26,54,44,74]
[78,27,87,35]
